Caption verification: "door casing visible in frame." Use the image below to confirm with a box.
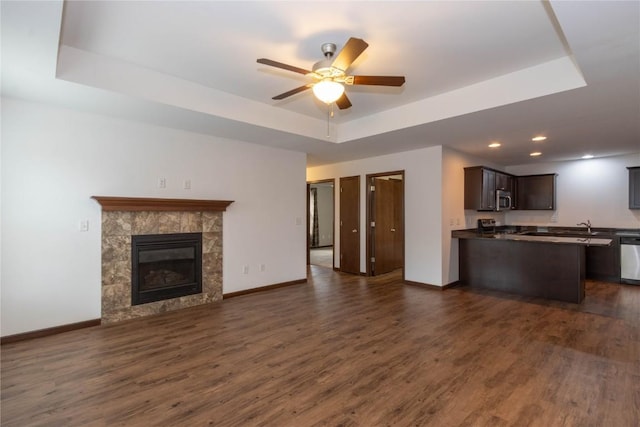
[366,170,405,278]
[307,178,336,268]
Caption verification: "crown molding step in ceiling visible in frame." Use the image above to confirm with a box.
[2,0,638,166]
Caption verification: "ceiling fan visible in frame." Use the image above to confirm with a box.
[257,37,405,110]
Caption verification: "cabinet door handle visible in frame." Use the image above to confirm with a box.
[391,228,396,232]
[352,229,357,233]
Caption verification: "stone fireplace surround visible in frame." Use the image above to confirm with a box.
[92,197,233,324]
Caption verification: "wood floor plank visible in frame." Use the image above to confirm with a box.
[2,267,639,426]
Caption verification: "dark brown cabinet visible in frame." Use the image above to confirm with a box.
[495,172,513,192]
[465,167,556,211]
[560,232,620,282]
[515,174,556,210]
[458,237,585,303]
[481,169,496,210]
[464,167,496,211]
[629,167,640,209]
[586,236,620,282]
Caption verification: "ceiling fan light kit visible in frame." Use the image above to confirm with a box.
[313,79,345,104]
[257,37,406,110]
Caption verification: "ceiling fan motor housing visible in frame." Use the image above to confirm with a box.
[321,43,337,57]
[313,43,344,78]
[313,59,345,78]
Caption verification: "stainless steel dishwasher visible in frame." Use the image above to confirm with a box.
[620,236,640,285]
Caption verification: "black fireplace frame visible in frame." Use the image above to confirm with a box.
[131,232,203,306]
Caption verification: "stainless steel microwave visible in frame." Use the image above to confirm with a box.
[496,189,512,211]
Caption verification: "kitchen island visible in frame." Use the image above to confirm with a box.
[452,230,612,303]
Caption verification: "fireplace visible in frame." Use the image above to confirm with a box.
[93,196,233,324]
[131,233,202,305]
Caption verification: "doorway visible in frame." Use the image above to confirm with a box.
[366,171,404,277]
[307,179,335,269]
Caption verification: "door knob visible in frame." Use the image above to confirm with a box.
[352,229,357,233]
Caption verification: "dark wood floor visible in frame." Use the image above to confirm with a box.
[2,266,639,426]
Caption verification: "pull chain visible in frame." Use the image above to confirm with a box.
[326,103,335,138]
[326,105,330,138]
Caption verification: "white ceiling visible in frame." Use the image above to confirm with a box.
[2,1,639,167]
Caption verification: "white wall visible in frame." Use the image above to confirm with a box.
[505,153,640,228]
[1,97,307,336]
[307,146,444,286]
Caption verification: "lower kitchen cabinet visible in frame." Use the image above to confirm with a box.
[585,236,620,282]
[458,237,586,303]
[552,232,620,282]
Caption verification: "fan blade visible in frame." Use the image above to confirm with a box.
[336,93,352,110]
[331,37,369,72]
[257,58,312,75]
[272,84,312,100]
[349,76,406,86]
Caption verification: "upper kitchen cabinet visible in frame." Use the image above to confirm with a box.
[464,167,495,211]
[464,166,501,211]
[628,167,640,209]
[495,172,513,192]
[516,174,556,210]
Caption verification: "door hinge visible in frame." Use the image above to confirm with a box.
[370,257,375,263]
[340,220,343,226]
[340,187,343,193]
[370,185,375,191]
[370,221,375,227]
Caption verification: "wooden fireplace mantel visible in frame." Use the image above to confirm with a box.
[91,196,234,212]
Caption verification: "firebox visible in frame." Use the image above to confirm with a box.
[131,232,202,305]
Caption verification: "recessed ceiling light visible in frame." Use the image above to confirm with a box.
[582,154,594,159]
[530,152,542,157]
[531,136,547,142]
[488,142,501,148]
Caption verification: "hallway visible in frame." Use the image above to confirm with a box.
[309,246,333,269]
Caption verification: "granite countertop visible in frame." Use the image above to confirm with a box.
[451,230,612,246]
[491,233,612,246]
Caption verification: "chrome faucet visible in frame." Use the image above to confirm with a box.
[577,219,592,234]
